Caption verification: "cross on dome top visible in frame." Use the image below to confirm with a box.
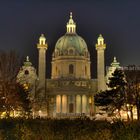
[70,12,72,19]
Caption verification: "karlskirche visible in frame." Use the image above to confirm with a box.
[17,13,120,118]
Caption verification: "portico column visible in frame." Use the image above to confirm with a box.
[61,95,62,113]
[81,95,82,113]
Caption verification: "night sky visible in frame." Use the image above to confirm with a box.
[0,0,140,78]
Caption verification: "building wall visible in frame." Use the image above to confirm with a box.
[51,56,90,79]
[45,79,97,117]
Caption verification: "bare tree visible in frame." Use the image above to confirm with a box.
[0,50,21,117]
[124,65,140,121]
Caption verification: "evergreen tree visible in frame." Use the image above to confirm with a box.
[94,69,127,115]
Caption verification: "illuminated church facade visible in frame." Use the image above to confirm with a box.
[17,13,120,118]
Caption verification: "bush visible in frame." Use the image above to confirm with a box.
[0,118,140,140]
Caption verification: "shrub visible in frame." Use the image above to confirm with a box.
[0,118,140,140]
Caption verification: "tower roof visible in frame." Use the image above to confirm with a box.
[96,34,106,50]
[111,57,120,67]
[40,34,46,40]
[98,34,104,39]
[24,56,32,66]
[37,34,48,49]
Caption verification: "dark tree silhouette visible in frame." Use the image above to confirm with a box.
[94,69,127,117]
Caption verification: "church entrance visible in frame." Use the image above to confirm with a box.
[69,103,74,113]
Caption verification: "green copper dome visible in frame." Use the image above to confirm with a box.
[53,12,89,57]
[54,34,88,56]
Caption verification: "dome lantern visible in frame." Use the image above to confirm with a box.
[66,12,76,34]
[37,34,48,49]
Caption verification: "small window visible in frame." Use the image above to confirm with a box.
[70,27,72,32]
[25,70,29,75]
[69,64,74,74]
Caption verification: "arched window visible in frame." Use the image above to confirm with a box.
[41,40,44,45]
[100,41,103,45]
[69,64,74,74]
[70,27,72,33]
[24,70,29,75]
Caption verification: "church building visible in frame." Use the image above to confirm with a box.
[17,13,120,118]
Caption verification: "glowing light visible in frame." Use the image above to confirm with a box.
[66,12,76,33]
[37,34,48,49]
[38,110,43,117]
[95,34,106,50]
[0,110,21,118]
[127,111,131,118]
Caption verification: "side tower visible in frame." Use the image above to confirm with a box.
[106,57,121,86]
[37,34,48,90]
[96,34,106,91]
[17,56,37,88]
